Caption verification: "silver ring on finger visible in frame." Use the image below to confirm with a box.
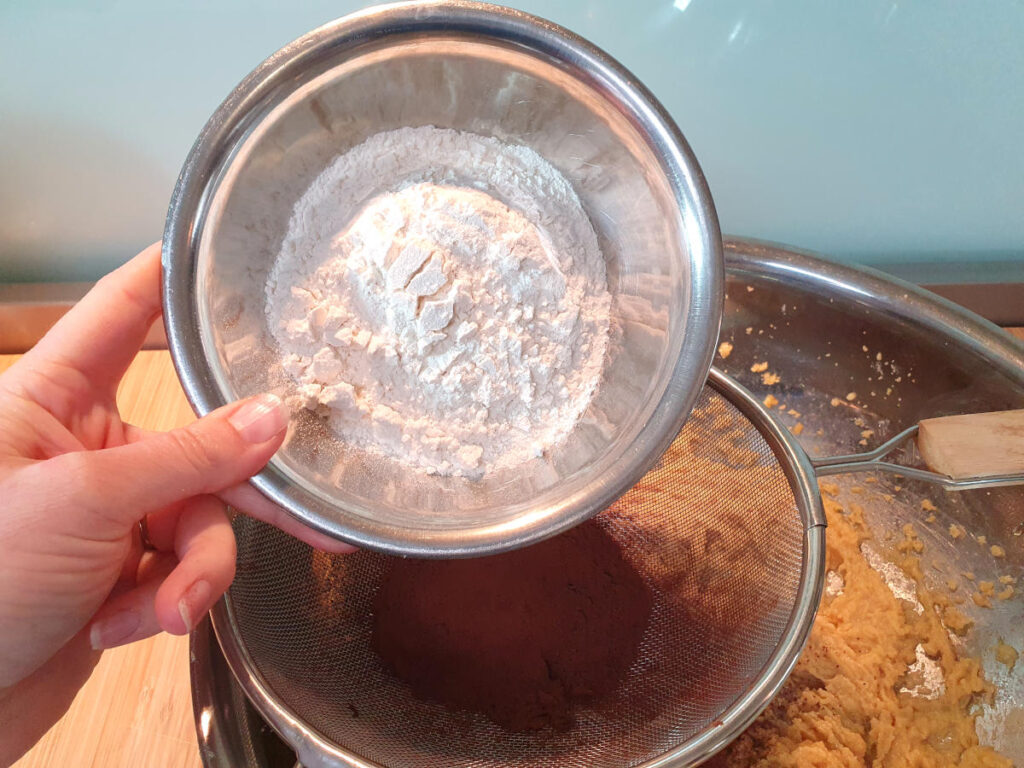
[139,517,154,550]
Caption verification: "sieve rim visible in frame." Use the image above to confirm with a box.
[210,368,826,768]
[657,369,826,766]
[161,0,724,558]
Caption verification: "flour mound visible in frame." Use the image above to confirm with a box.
[266,127,609,477]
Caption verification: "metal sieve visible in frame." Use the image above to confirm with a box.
[210,367,827,768]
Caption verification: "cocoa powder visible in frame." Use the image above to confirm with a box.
[371,520,652,731]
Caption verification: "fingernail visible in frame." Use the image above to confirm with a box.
[90,610,141,650]
[178,579,212,633]
[228,393,288,443]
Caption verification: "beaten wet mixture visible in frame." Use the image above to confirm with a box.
[710,487,1011,768]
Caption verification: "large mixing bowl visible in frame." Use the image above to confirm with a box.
[162,1,722,556]
[190,238,1024,767]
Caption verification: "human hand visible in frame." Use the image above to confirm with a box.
[0,244,353,760]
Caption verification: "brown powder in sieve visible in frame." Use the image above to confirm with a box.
[370,520,653,732]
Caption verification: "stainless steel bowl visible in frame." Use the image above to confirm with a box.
[162,1,722,556]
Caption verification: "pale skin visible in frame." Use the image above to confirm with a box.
[0,244,355,763]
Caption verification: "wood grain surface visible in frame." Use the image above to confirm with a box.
[3,328,1024,767]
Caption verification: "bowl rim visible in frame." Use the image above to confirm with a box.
[161,0,724,558]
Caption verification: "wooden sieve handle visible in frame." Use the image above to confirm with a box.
[917,409,1024,480]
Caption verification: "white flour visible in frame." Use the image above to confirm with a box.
[266,126,609,477]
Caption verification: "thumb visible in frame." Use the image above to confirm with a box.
[60,393,289,530]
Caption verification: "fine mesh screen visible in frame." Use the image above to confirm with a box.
[223,384,808,767]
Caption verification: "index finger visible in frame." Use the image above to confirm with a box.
[23,243,162,394]
[124,424,358,554]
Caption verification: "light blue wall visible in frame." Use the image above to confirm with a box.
[1,1,1022,282]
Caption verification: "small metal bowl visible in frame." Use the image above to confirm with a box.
[162,0,722,557]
